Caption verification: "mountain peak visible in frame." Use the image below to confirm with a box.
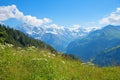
[67,25,120,61]
[16,23,90,52]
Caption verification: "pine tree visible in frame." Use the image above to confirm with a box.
[0,24,7,43]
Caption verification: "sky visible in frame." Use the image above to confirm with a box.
[0,0,120,29]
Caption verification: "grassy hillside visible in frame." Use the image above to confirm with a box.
[1,43,120,80]
[0,24,56,53]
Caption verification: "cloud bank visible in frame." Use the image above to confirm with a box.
[0,5,51,26]
[0,4,120,32]
[100,8,120,25]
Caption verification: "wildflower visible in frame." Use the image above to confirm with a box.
[44,58,47,61]
[48,52,51,54]
[61,60,65,64]
[81,63,87,66]
[13,53,16,56]
[32,58,47,61]
[41,51,45,53]
[48,55,51,58]
[17,47,22,50]
[87,62,94,66]
[5,43,14,47]
[31,46,35,49]
[81,62,94,66]
[0,44,5,49]
[43,54,47,57]
[51,54,55,57]
[21,50,25,52]
[27,46,36,51]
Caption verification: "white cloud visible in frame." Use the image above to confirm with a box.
[0,5,16,21]
[100,8,120,25]
[43,18,52,23]
[0,5,51,26]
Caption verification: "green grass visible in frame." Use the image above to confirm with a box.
[0,44,120,80]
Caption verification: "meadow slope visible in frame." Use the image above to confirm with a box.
[0,44,120,80]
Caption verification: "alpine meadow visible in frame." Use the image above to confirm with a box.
[1,0,120,80]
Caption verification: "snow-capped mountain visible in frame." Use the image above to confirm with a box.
[16,23,93,52]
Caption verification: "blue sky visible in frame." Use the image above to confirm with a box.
[0,0,120,28]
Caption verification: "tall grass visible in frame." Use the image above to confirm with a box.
[0,43,120,80]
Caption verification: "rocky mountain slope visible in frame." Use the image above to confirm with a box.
[16,23,90,52]
[67,25,120,61]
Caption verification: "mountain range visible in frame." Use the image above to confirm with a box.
[7,23,120,66]
[16,23,94,52]
[67,25,120,65]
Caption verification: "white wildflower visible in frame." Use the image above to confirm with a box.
[5,43,14,47]
[48,55,51,58]
[44,58,47,61]
[27,46,36,51]
[13,53,16,56]
[31,46,35,49]
[21,50,25,52]
[51,54,55,57]
[87,62,94,66]
[47,52,51,55]
[81,62,94,66]
[81,63,87,66]
[43,54,47,57]
[61,60,65,64]
[17,47,22,50]
[41,51,45,53]
[0,44,5,49]
[32,58,47,61]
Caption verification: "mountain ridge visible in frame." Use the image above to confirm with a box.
[16,23,91,52]
[93,45,120,66]
[67,25,120,62]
